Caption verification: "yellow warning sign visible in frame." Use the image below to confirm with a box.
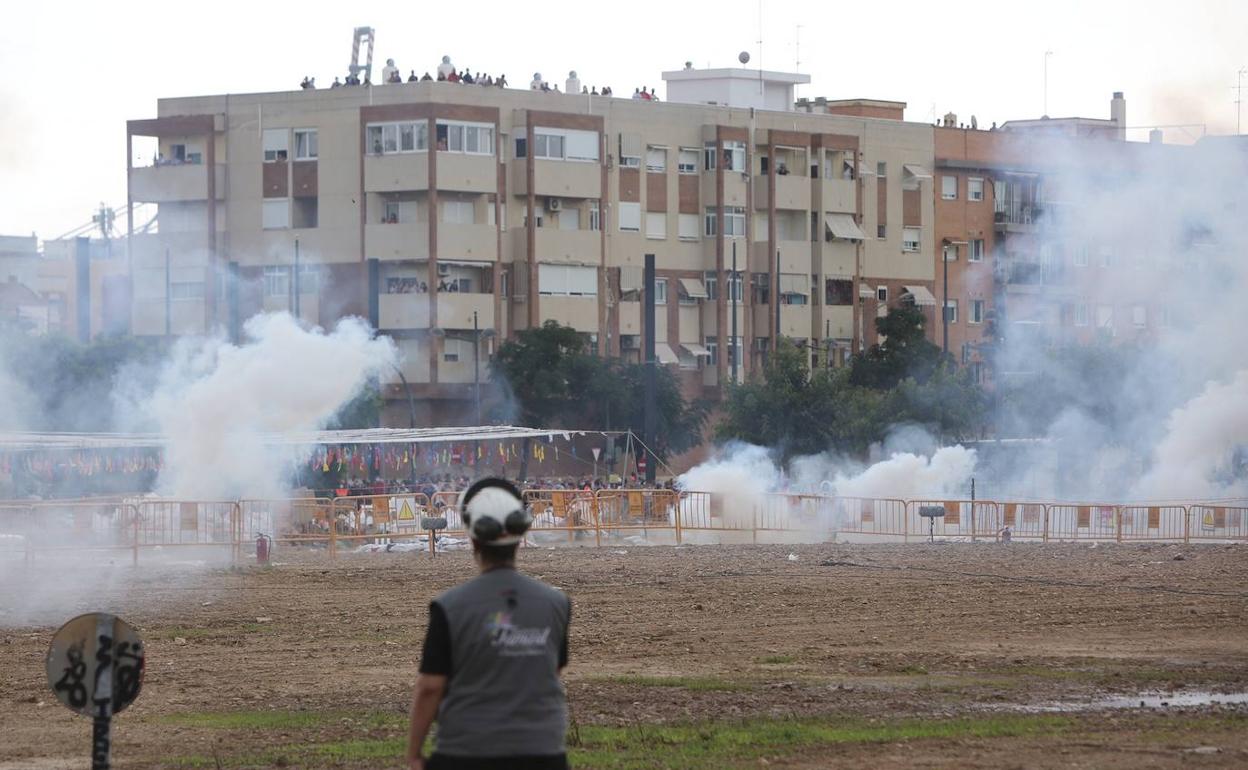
[394,497,417,522]
[1202,508,1216,531]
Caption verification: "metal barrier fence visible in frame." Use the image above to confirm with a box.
[2,493,1245,564]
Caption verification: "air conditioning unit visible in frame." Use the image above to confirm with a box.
[547,197,563,212]
[437,263,451,276]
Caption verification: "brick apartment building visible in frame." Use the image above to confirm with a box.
[122,67,940,424]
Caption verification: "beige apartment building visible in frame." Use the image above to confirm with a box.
[126,75,939,423]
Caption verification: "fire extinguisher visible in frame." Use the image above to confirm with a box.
[256,534,272,565]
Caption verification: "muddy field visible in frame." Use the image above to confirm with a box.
[2,541,1247,768]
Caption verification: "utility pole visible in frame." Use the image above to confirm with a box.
[943,244,949,354]
[731,241,738,383]
[472,310,482,424]
[1043,50,1053,116]
[293,238,301,319]
[642,253,657,484]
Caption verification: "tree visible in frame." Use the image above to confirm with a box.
[490,321,705,460]
[716,339,887,459]
[849,305,948,390]
[885,364,988,443]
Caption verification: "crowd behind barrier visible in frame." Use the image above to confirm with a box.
[1,490,1245,565]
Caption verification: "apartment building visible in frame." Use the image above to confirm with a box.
[932,93,1203,382]
[126,72,940,424]
[0,234,128,339]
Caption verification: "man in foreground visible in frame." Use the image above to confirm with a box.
[407,477,572,770]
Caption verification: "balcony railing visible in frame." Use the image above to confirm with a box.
[993,200,1044,227]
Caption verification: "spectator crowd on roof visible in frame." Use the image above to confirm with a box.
[300,57,662,102]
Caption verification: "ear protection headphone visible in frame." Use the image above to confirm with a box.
[458,477,532,543]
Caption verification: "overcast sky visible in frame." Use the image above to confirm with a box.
[1,0,1245,240]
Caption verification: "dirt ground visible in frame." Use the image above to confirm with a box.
[2,541,1247,768]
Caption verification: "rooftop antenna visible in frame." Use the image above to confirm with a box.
[1043,50,1053,117]
[757,0,764,95]
[1235,66,1246,135]
[794,24,803,100]
[349,27,376,83]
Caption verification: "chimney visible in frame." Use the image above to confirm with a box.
[1110,91,1126,140]
[1149,128,1163,144]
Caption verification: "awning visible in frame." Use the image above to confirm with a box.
[654,342,679,365]
[438,259,492,268]
[903,164,933,181]
[902,285,937,307]
[681,343,712,358]
[779,274,809,295]
[858,161,875,176]
[620,265,643,292]
[859,283,875,299]
[825,213,866,241]
[678,277,708,299]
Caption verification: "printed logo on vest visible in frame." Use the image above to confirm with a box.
[484,611,551,656]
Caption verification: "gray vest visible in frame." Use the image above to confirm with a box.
[434,568,569,757]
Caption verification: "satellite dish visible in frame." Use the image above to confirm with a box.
[738,51,751,64]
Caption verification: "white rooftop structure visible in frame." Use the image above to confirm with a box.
[661,65,810,111]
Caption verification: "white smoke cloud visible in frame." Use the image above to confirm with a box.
[120,312,396,500]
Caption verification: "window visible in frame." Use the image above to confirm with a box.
[705,336,718,365]
[752,273,770,304]
[876,161,887,178]
[723,141,746,171]
[533,128,598,162]
[538,264,598,296]
[588,200,601,231]
[877,224,887,239]
[263,266,291,297]
[678,213,699,240]
[1074,303,1089,326]
[705,207,745,237]
[383,201,403,223]
[437,121,494,154]
[442,200,474,224]
[618,202,641,232]
[1132,305,1147,328]
[968,177,984,201]
[170,281,205,300]
[293,197,318,228]
[1073,246,1089,267]
[294,129,318,160]
[826,279,853,306]
[1098,246,1113,268]
[941,175,958,200]
[646,146,667,172]
[297,265,320,294]
[943,300,958,324]
[654,278,667,305]
[1096,304,1114,333]
[678,148,699,174]
[970,299,985,324]
[969,239,985,262]
[514,137,527,158]
[703,271,719,301]
[703,142,717,171]
[262,199,290,230]
[877,286,888,302]
[263,129,288,162]
[902,227,921,252]
[726,272,743,302]
[442,338,467,363]
[366,122,427,155]
[645,212,666,239]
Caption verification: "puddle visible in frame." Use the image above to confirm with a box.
[1015,691,1248,713]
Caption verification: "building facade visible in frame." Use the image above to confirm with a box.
[126,82,941,423]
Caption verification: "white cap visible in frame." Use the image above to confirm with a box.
[459,484,528,545]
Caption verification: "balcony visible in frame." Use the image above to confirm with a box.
[819,306,854,340]
[753,174,811,211]
[995,258,1072,292]
[539,295,598,332]
[366,222,430,261]
[702,172,748,208]
[778,303,812,338]
[437,153,498,194]
[130,163,223,203]
[822,178,856,214]
[439,223,498,260]
[534,227,601,262]
[526,159,601,199]
[437,292,494,330]
[128,232,212,266]
[364,152,430,193]
[379,293,431,329]
[993,201,1044,233]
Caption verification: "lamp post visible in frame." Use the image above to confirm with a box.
[731,240,738,383]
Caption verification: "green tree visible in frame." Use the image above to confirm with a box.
[849,305,948,390]
[885,364,989,443]
[716,339,887,459]
[490,321,705,460]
